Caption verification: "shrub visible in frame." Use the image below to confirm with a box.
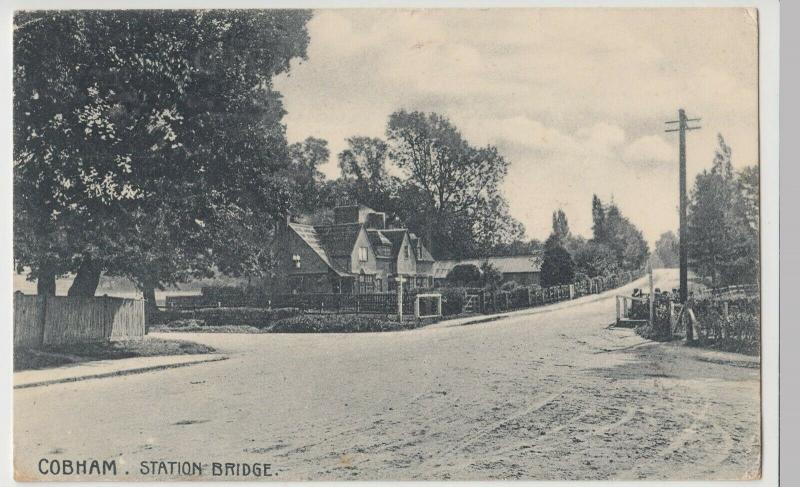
[269,314,417,333]
[446,264,481,286]
[166,318,206,328]
[159,307,300,328]
[692,298,760,355]
[440,288,467,316]
[500,281,519,292]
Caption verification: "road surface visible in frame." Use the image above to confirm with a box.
[14,270,761,481]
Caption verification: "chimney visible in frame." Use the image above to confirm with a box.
[365,212,386,230]
[334,205,360,224]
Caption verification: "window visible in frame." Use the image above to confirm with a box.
[292,254,301,268]
[358,274,374,294]
[404,245,410,259]
[358,246,368,262]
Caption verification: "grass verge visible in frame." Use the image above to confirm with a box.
[14,337,215,372]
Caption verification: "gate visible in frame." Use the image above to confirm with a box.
[464,293,481,313]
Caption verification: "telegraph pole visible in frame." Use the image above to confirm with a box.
[665,109,701,305]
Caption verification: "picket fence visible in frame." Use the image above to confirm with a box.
[14,293,145,348]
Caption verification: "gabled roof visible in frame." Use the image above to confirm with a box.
[432,255,543,279]
[314,223,363,258]
[379,229,409,259]
[288,222,350,276]
[409,233,435,262]
[366,229,392,247]
[289,223,332,266]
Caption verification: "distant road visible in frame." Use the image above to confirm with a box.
[14,269,760,481]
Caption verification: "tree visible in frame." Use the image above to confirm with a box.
[687,134,758,285]
[471,195,526,255]
[591,194,607,242]
[541,209,575,286]
[570,237,618,277]
[587,196,649,272]
[386,110,520,259]
[446,264,482,286]
[552,209,570,243]
[654,231,679,268]
[14,11,312,301]
[337,136,400,214]
[541,233,575,286]
[285,137,329,216]
[488,238,544,257]
[480,261,504,290]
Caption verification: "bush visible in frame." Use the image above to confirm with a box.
[440,288,467,316]
[159,307,300,328]
[692,298,760,355]
[500,281,519,292]
[446,264,481,286]
[269,314,417,333]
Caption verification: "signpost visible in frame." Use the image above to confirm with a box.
[396,275,405,321]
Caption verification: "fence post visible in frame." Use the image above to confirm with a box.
[103,294,110,338]
[39,294,48,347]
[569,284,575,300]
[615,296,621,326]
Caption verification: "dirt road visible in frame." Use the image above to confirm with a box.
[13,270,761,481]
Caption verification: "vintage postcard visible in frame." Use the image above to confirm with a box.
[9,5,775,483]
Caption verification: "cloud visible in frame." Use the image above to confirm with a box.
[274,8,759,245]
[623,135,674,165]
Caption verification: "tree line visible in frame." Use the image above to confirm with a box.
[539,197,650,287]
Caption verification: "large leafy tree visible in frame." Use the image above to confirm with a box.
[386,110,522,259]
[284,137,329,216]
[14,10,312,304]
[687,134,758,285]
[588,195,649,272]
[337,136,400,214]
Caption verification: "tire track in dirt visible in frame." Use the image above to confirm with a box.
[612,400,710,479]
[413,386,569,471]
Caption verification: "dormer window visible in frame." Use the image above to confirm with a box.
[292,254,301,268]
[358,247,368,262]
[405,245,410,259]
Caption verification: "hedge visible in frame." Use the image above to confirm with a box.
[157,307,300,328]
[268,314,418,333]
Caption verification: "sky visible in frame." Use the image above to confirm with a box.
[273,8,759,246]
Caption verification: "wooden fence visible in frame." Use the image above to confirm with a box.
[14,293,145,348]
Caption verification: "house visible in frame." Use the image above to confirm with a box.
[432,255,543,287]
[271,205,436,294]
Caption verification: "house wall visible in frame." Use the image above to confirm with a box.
[350,227,377,275]
[395,234,417,276]
[350,227,389,293]
[271,226,335,294]
[374,258,393,292]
